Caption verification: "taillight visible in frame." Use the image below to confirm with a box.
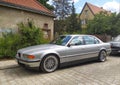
[111,43,113,48]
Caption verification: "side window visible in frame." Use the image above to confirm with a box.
[83,36,98,45]
[70,36,84,46]
[94,38,100,44]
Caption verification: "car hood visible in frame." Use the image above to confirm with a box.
[110,41,120,44]
[18,44,63,54]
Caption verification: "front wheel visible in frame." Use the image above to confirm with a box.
[98,50,107,62]
[40,55,59,73]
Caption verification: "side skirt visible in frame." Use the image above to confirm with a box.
[60,57,98,68]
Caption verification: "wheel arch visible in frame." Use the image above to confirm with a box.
[40,53,60,67]
[98,48,107,62]
[99,48,107,54]
[98,48,107,57]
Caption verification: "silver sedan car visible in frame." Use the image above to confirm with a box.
[16,35,111,73]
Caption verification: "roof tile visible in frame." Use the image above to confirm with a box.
[1,0,52,14]
[87,2,110,15]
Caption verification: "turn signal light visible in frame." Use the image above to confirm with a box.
[27,55,35,59]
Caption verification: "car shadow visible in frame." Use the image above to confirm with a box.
[4,59,107,78]
[59,60,98,70]
[3,66,48,79]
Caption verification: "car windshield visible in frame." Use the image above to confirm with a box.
[114,35,120,42]
[50,35,72,46]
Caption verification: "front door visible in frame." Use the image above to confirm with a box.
[60,36,86,63]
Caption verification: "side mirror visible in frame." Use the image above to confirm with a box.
[67,44,71,47]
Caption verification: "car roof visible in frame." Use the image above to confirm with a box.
[62,34,94,37]
[60,34,103,43]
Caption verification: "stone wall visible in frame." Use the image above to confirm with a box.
[0,5,54,40]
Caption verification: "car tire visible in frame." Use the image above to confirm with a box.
[40,55,59,73]
[98,50,107,62]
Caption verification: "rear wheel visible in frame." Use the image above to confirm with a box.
[40,55,59,73]
[98,50,107,62]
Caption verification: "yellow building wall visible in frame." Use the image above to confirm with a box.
[80,5,94,28]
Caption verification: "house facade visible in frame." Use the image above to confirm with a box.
[80,2,110,29]
[0,0,55,40]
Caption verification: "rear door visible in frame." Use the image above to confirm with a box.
[82,35,100,58]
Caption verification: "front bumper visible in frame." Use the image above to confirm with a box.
[111,47,120,54]
[16,59,40,68]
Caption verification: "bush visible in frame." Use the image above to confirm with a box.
[0,21,48,59]
[18,21,44,47]
[0,32,21,59]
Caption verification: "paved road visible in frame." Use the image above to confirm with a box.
[0,55,120,85]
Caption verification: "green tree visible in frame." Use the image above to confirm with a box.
[87,12,109,34]
[65,2,81,34]
[54,2,81,36]
[87,12,120,36]
[0,32,21,58]
[37,0,54,10]
[54,13,81,35]
[0,21,47,58]
[53,0,73,19]
[107,13,120,37]
[54,20,66,36]
[18,21,44,47]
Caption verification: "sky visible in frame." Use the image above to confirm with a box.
[73,0,120,13]
[48,0,120,14]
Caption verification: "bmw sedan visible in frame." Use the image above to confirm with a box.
[16,35,111,73]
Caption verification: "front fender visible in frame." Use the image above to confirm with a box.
[40,51,60,60]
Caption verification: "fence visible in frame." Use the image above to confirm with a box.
[94,34,112,42]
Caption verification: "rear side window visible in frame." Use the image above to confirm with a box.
[94,38,100,44]
[114,35,120,42]
[83,36,99,45]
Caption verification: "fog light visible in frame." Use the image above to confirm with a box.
[27,55,35,59]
